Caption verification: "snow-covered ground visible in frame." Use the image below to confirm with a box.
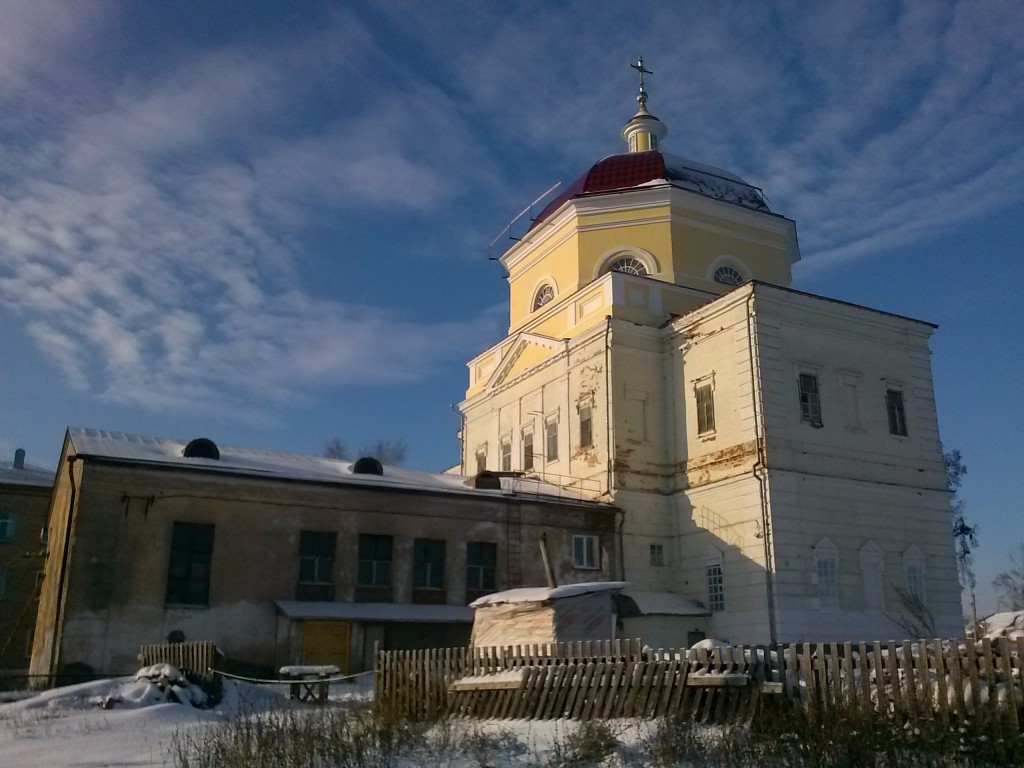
[0,666,299,768]
[0,667,654,767]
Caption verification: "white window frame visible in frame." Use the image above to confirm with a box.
[704,547,724,612]
[712,265,744,286]
[499,435,512,472]
[545,414,559,463]
[798,372,823,427]
[649,543,665,567]
[885,387,909,437]
[813,538,839,610]
[572,534,599,570]
[694,375,716,436]
[522,428,534,472]
[578,403,593,449]
[532,283,555,311]
[0,511,13,542]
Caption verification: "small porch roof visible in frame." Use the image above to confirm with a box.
[274,600,473,623]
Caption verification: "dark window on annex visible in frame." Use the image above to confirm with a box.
[886,389,908,436]
[413,538,445,604]
[799,373,822,427]
[165,522,214,606]
[579,404,593,449]
[356,533,393,602]
[696,384,715,435]
[466,541,497,597]
[297,530,336,601]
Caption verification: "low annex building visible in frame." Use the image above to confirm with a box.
[29,428,617,681]
[0,450,53,679]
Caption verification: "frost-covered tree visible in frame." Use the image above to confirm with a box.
[993,544,1024,611]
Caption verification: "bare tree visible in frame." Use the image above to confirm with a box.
[993,544,1024,611]
[324,438,349,460]
[888,586,936,638]
[324,437,408,467]
[361,439,407,466]
[945,448,978,591]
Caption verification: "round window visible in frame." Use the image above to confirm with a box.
[713,265,744,286]
[533,284,555,310]
[608,257,648,276]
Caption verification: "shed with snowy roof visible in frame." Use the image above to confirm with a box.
[468,581,626,648]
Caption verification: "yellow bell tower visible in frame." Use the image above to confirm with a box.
[621,57,667,153]
[468,60,800,400]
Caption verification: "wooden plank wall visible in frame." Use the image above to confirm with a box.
[138,641,218,682]
[375,637,1024,725]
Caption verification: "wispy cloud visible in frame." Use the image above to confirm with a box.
[0,4,496,421]
[395,0,1023,269]
[0,0,1020,429]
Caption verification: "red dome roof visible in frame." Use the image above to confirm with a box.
[530,150,769,232]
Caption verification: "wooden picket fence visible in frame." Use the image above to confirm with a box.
[376,638,764,722]
[375,637,1024,726]
[137,641,218,683]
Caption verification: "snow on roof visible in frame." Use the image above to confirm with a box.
[661,153,769,212]
[66,427,609,506]
[275,600,473,623]
[619,590,709,617]
[470,581,628,608]
[529,150,770,233]
[0,462,54,488]
[981,611,1024,639]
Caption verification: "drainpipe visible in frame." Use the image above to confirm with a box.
[539,533,558,588]
[603,317,626,581]
[49,455,80,680]
[604,316,613,496]
[451,403,467,474]
[746,287,778,644]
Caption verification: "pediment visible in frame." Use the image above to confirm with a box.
[485,332,564,390]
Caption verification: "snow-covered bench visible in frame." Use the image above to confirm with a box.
[279,665,339,703]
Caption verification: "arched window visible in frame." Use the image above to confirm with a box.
[532,284,554,310]
[713,265,744,286]
[813,538,839,610]
[608,257,648,276]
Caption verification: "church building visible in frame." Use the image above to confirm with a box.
[458,61,963,645]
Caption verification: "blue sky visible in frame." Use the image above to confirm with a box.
[1,1,1021,615]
